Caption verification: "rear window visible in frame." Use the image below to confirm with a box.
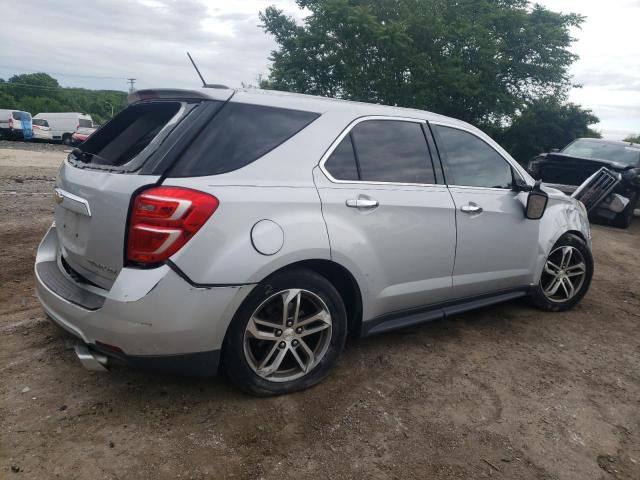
[72,102,183,168]
[168,103,320,177]
[12,111,30,120]
[78,118,92,128]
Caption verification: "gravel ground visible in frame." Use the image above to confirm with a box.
[0,139,69,154]
[1,146,639,480]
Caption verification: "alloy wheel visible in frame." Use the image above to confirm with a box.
[540,246,587,303]
[243,289,333,382]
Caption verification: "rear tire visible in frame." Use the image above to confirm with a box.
[222,268,347,396]
[530,233,593,312]
[62,134,73,146]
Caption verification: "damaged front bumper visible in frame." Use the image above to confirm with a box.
[546,168,631,216]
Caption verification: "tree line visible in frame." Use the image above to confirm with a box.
[0,73,127,125]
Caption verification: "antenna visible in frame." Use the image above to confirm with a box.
[186,52,229,89]
[187,52,206,87]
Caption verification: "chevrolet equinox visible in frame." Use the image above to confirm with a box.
[35,88,593,396]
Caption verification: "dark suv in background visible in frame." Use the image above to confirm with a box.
[528,138,640,228]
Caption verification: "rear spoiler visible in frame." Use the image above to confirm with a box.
[127,88,234,104]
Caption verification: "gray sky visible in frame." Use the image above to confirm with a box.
[1,0,638,139]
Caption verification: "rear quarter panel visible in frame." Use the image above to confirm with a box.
[161,104,358,285]
[163,182,331,285]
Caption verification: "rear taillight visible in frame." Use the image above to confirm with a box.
[8,117,13,129]
[126,186,219,265]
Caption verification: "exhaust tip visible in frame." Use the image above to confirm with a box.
[74,344,109,372]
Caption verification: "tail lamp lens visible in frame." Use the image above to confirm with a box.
[126,186,218,264]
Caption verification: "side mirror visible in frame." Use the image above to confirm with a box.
[525,180,549,220]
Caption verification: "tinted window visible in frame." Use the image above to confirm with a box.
[434,126,512,188]
[324,134,359,181]
[170,103,320,177]
[350,120,434,184]
[562,139,640,166]
[75,101,182,167]
[12,111,30,120]
[78,119,93,128]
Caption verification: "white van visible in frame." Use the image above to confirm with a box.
[33,112,93,145]
[0,109,33,140]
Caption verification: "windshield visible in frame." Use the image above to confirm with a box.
[562,139,640,166]
[12,111,31,121]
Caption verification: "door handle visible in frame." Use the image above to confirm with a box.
[460,203,483,214]
[346,198,379,209]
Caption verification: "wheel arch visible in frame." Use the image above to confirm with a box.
[534,197,591,284]
[261,259,364,338]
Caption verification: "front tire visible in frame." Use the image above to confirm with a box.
[530,233,593,312]
[222,268,347,396]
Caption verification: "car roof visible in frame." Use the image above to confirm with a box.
[34,112,91,117]
[233,87,468,126]
[131,87,471,129]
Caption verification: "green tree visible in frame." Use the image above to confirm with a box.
[0,73,127,124]
[7,72,62,101]
[260,0,583,128]
[624,134,640,144]
[492,98,600,163]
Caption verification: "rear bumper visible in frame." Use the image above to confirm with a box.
[35,225,254,375]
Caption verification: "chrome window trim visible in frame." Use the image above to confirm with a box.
[429,120,531,189]
[318,115,442,188]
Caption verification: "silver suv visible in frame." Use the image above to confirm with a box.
[35,88,593,395]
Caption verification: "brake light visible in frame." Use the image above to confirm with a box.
[8,117,13,129]
[126,186,219,264]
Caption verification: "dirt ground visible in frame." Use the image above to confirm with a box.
[1,141,639,480]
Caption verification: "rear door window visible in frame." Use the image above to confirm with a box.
[349,120,435,184]
[324,135,359,181]
[78,119,93,128]
[169,103,319,177]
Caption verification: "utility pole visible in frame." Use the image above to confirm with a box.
[127,78,136,92]
[104,101,114,118]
